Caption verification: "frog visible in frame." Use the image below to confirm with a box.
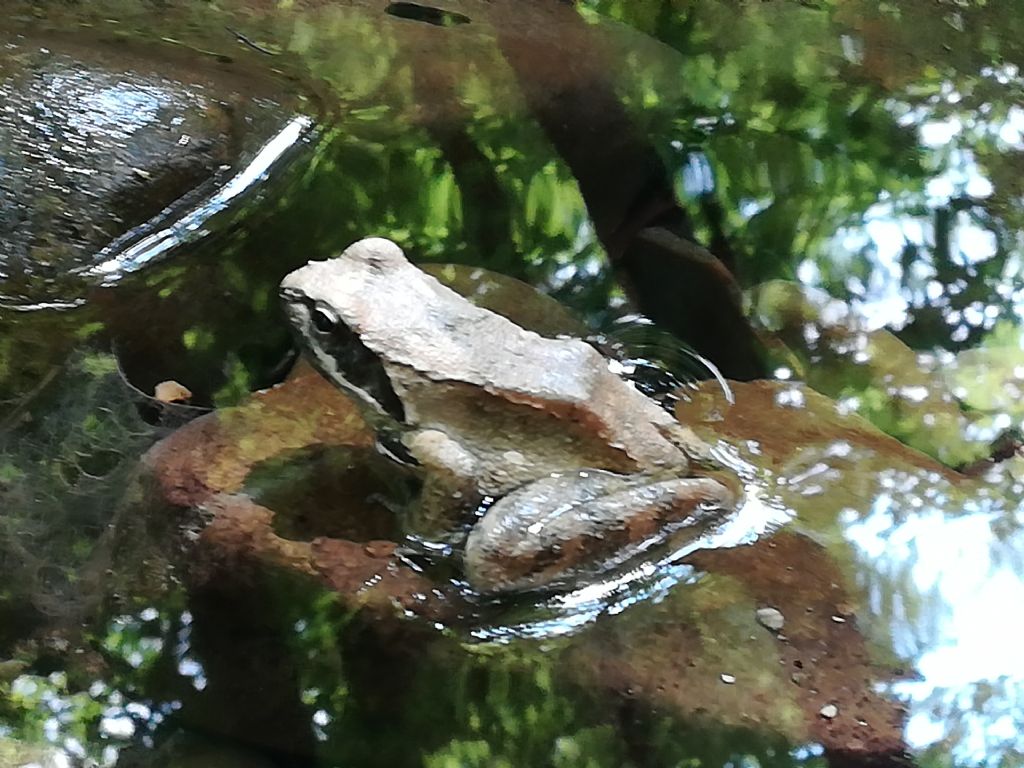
[279,237,739,594]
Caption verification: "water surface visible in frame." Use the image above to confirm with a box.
[2,1,1024,766]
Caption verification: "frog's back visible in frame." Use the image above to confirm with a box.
[284,239,602,394]
[283,238,697,470]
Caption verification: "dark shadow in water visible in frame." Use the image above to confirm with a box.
[385,2,472,27]
[245,445,415,543]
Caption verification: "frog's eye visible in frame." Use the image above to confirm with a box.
[312,306,339,334]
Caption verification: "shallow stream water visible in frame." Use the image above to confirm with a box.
[2,2,1024,766]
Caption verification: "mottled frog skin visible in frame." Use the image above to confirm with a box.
[279,238,737,593]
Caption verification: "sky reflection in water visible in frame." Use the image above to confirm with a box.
[774,86,1024,763]
[801,103,1024,335]
[846,483,1024,763]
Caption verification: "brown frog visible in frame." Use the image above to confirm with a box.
[279,238,738,593]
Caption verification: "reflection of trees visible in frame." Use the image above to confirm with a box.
[0,583,840,767]
[5,0,1024,764]
[582,0,1024,358]
[496,1,764,379]
[843,483,1024,768]
[7,0,1023,378]
[408,56,519,277]
[903,678,1024,767]
[30,0,1024,398]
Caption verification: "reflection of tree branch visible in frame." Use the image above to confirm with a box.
[494,0,764,379]
[698,193,741,275]
[0,364,61,433]
[948,194,988,212]
[183,579,319,756]
[933,206,952,274]
[407,62,519,277]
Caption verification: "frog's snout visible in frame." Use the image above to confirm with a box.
[278,262,319,301]
[279,291,310,330]
[278,283,303,304]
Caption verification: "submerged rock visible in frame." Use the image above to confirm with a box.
[0,29,303,306]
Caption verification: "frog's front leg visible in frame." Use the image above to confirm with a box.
[403,428,485,542]
[464,470,738,594]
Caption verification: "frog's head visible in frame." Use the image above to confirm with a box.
[280,238,410,443]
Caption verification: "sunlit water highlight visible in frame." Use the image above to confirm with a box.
[88,115,315,281]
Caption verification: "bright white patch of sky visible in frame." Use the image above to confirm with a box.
[845,494,1024,764]
[796,102,1018,332]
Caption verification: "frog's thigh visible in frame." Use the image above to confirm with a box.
[464,470,737,594]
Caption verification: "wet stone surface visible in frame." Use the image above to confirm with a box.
[0,32,300,306]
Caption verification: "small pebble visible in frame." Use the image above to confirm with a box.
[820,704,839,719]
[720,673,736,684]
[831,615,847,623]
[756,607,785,631]
[154,380,192,404]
